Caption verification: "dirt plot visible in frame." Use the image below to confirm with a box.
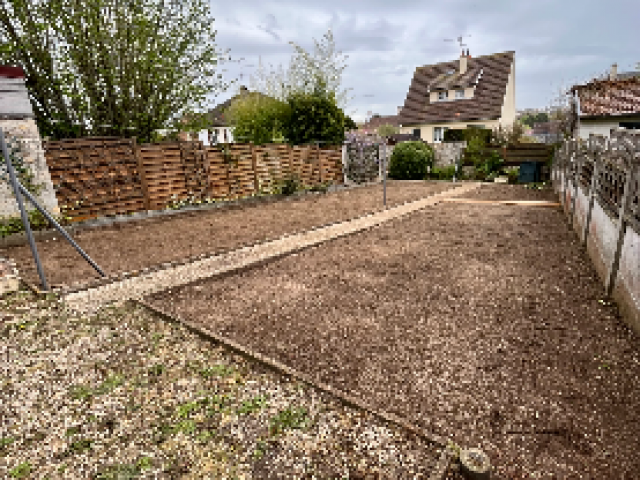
[0,181,457,289]
[457,183,559,202]
[145,185,640,479]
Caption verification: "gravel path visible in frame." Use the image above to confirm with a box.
[144,183,640,479]
[0,289,445,479]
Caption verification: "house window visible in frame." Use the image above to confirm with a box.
[620,122,640,130]
[433,127,445,142]
[413,128,421,139]
[438,91,447,101]
[455,89,465,99]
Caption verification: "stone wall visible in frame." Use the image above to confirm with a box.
[0,117,60,218]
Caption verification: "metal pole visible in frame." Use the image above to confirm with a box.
[382,140,387,208]
[16,182,106,278]
[0,128,48,291]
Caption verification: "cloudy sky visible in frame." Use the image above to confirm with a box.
[206,0,639,124]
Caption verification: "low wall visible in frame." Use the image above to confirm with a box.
[0,118,60,218]
[553,130,640,336]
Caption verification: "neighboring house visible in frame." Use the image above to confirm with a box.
[569,63,640,140]
[397,49,516,143]
[530,120,562,144]
[180,86,275,144]
[359,108,403,134]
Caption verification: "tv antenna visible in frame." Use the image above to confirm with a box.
[444,35,471,49]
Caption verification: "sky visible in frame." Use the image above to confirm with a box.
[206,0,640,124]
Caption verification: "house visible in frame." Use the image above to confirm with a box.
[397,49,516,143]
[569,63,640,140]
[530,120,562,144]
[359,108,403,135]
[180,86,275,144]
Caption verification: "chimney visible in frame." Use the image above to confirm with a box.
[609,63,618,81]
[459,50,468,75]
[466,48,470,57]
[397,106,402,115]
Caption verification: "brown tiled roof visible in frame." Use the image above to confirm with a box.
[571,77,640,118]
[361,114,402,130]
[399,51,515,126]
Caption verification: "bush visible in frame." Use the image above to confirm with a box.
[443,129,465,142]
[387,141,434,180]
[429,165,457,180]
[272,173,302,196]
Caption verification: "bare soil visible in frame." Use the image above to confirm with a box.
[0,181,457,289]
[144,183,640,479]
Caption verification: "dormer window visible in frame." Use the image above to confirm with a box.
[447,69,455,75]
[438,91,447,101]
[455,89,465,99]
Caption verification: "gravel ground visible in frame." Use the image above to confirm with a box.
[143,183,640,479]
[0,180,460,290]
[0,289,444,479]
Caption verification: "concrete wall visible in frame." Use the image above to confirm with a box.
[0,117,60,218]
[553,130,640,336]
[577,116,640,141]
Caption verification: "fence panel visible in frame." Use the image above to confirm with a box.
[44,137,146,222]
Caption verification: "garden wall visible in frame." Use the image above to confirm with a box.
[429,141,467,167]
[552,129,640,336]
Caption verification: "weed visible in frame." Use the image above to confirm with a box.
[68,438,93,454]
[9,462,31,478]
[253,439,268,459]
[198,364,235,378]
[196,430,216,443]
[176,401,200,419]
[70,384,93,401]
[237,395,268,415]
[269,407,309,436]
[96,456,151,480]
[65,426,81,437]
[0,436,15,452]
[94,374,124,395]
[148,364,165,377]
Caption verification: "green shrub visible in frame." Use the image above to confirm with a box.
[0,208,73,238]
[443,129,465,142]
[387,141,434,180]
[429,165,457,180]
[272,173,302,196]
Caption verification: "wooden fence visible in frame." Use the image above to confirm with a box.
[551,128,640,335]
[43,138,343,223]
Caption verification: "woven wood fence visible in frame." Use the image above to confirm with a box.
[43,138,343,223]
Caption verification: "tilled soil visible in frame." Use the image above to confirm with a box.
[0,181,458,289]
[145,184,640,479]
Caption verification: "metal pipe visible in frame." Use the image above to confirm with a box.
[0,128,49,291]
[382,141,387,207]
[16,182,106,278]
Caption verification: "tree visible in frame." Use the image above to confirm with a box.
[344,115,357,131]
[279,77,346,146]
[377,124,399,138]
[0,0,237,142]
[224,90,289,145]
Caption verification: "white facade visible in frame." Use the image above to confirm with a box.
[577,116,640,140]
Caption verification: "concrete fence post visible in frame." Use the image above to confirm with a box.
[605,140,636,296]
[582,136,605,245]
[342,144,348,185]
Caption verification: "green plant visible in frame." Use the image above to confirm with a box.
[9,462,31,479]
[237,395,268,415]
[387,141,434,180]
[429,165,457,180]
[269,407,309,436]
[271,173,302,196]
